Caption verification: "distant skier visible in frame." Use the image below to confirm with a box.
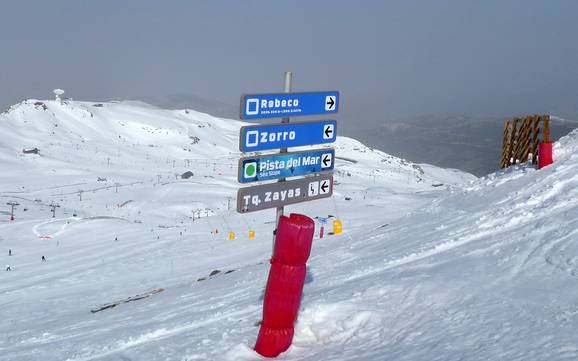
[6,265,12,271]
[114,237,118,242]
[41,256,46,262]
[8,249,11,256]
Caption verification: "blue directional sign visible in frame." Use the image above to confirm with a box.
[240,91,339,120]
[238,149,335,183]
[239,120,337,152]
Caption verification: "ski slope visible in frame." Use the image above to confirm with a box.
[1,99,577,361]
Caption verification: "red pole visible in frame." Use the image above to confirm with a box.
[539,141,553,169]
[254,213,314,358]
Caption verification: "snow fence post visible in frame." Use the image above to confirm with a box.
[254,213,315,358]
[539,115,553,169]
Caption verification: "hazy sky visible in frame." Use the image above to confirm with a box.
[1,1,577,124]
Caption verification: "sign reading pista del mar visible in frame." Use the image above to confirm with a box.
[239,149,334,183]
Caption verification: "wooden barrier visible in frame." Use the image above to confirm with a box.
[500,121,510,168]
[531,115,540,165]
[543,115,550,142]
[500,114,550,169]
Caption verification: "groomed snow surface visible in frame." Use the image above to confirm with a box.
[1,99,577,361]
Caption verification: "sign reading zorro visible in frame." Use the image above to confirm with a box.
[239,120,336,152]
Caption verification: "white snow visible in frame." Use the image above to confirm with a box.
[1,98,576,361]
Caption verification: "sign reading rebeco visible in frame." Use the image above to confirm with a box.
[240,91,339,120]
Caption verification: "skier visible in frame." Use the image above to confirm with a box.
[114,237,118,242]
[6,265,11,271]
[41,256,46,262]
[8,249,11,256]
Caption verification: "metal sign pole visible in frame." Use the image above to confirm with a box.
[273,71,292,250]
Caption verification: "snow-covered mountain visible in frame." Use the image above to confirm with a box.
[345,113,577,177]
[0,99,470,224]
[1,99,576,361]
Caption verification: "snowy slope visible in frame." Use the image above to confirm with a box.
[3,99,576,361]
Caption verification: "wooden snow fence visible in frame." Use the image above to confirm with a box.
[500,114,550,169]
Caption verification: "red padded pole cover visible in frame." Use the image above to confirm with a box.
[254,213,315,358]
[271,213,314,266]
[262,263,306,328]
[539,141,553,169]
[254,326,294,358]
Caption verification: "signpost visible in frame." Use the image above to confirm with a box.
[237,173,333,213]
[237,73,340,358]
[239,120,337,152]
[237,72,338,220]
[275,72,293,240]
[238,149,335,183]
[240,91,339,120]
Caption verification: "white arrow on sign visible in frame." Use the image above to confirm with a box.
[325,96,336,111]
[321,153,333,169]
[319,179,331,195]
[323,124,334,140]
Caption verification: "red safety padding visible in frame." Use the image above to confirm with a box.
[254,326,294,358]
[539,141,553,169]
[254,213,315,358]
[271,214,315,266]
[262,263,306,329]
